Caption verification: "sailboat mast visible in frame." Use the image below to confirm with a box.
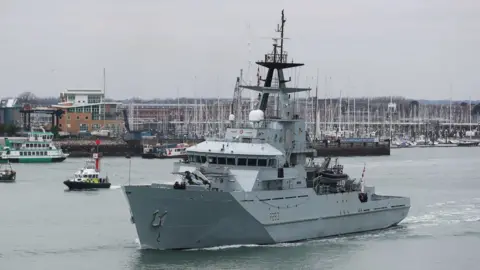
[389,96,393,142]
[103,68,106,129]
[353,98,356,136]
[449,83,453,137]
[314,69,319,139]
[324,76,328,132]
[339,91,342,136]
[469,96,472,134]
[347,97,350,136]
[367,97,370,136]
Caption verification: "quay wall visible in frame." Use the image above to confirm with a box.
[57,141,141,157]
[55,138,204,157]
[312,141,390,157]
[54,138,391,158]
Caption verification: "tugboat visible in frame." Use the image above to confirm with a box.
[0,162,16,183]
[63,152,111,190]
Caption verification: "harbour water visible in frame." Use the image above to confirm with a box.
[0,148,479,270]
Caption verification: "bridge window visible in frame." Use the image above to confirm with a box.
[227,158,235,165]
[217,157,226,165]
[247,158,257,166]
[258,159,267,167]
[208,156,217,164]
[268,159,277,167]
[242,138,252,143]
[237,158,247,166]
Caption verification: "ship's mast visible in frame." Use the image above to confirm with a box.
[240,10,314,166]
[278,10,286,62]
[246,10,306,117]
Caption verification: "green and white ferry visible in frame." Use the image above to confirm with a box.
[0,128,69,163]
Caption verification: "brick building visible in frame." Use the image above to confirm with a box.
[52,89,124,135]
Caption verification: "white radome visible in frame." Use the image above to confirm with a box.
[228,114,235,121]
[248,109,264,122]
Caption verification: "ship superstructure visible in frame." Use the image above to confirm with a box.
[123,10,410,250]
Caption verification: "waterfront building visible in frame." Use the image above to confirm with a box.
[52,89,123,135]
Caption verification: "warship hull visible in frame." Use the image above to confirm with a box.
[123,185,410,250]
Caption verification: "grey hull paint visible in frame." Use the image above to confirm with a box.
[124,186,275,250]
[124,186,410,250]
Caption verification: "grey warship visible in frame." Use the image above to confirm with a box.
[123,10,410,250]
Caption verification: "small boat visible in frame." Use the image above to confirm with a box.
[141,143,188,159]
[63,153,111,190]
[457,141,479,147]
[0,163,16,183]
[313,157,350,185]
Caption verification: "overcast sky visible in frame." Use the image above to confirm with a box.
[0,0,478,100]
